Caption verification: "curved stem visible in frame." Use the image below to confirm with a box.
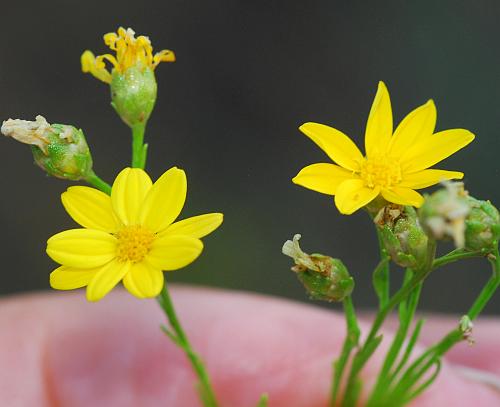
[157,283,219,407]
[432,248,485,269]
[85,170,112,194]
[389,247,500,404]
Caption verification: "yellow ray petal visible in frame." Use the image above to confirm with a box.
[365,81,393,158]
[147,235,203,271]
[161,213,223,239]
[123,262,164,298]
[62,186,119,232]
[86,260,131,302]
[139,167,187,233]
[400,129,475,173]
[400,169,464,189]
[299,123,363,171]
[292,163,357,195]
[389,100,436,156]
[47,229,117,268]
[382,187,424,207]
[334,179,380,215]
[50,265,99,290]
[111,168,152,225]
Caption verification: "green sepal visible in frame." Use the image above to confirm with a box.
[297,256,354,302]
[464,196,500,251]
[31,125,93,181]
[110,65,157,127]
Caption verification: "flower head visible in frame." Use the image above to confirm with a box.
[282,234,354,302]
[47,167,223,301]
[81,27,175,84]
[1,115,93,180]
[293,82,475,214]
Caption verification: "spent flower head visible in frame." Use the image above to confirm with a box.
[81,27,175,127]
[419,182,470,248]
[1,115,93,180]
[293,81,474,214]
[282,234,354,302]
[47,167,223,301]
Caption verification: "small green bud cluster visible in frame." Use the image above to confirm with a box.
[111,65,157,127]
[464,196,500,251]
[419,182,500,252]
[282,234,354,302]
[1,116,93,181]
[375,204,429,269]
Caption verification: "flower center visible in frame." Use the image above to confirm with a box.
[115,225,155,263]
[360,156,402,189]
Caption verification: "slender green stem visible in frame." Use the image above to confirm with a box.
[390,318,425,381]
[367,270,422,406]
[341,239,436,407]
[131,122,147,169]
[373,228,390,309]
[85,170,112,194]
[330,296,360,406]
[432,248,485,269]
[157,283,219,407]
[388,247,500,404]
[256,394,269,407]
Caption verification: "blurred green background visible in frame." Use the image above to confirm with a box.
[0,0,499,314]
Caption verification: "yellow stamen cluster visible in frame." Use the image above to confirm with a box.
[81,27,176,84]
[360,156,402,189]
[115,225,155,263]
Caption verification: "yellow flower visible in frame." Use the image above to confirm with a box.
[81,27,175,84]
[293,81,475,214]
[47,167,223,301]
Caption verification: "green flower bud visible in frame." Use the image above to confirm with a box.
[282,234,354,302]
[464,196,500,251]
[110,65,157,127]
[1,116,93,181]
[375,205,429,268]
[418,182,470,248]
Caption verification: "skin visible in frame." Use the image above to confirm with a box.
[0,286,499,406]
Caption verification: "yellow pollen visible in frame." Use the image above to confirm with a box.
[360,156,402,189]
[115,225,155,263]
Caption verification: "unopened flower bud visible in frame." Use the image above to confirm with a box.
[375,204,429,268]
[2,116,93,180]
[419,182,470,248]
[282,234,354,302]
[464,196,500,251]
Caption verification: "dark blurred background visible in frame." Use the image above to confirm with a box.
[0,0,499,314]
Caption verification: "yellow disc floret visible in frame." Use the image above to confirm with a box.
[81,27,176,84]
[115,225,155,263]
[360,156,402,189]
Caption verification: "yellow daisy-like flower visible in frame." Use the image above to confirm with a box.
[47,167,223,301]
[81,27,176,84]
[293,81,475,215]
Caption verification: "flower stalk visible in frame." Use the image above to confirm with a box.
[330,295,360,406]
[131,122,147,169]
[157,282,220,407]
[84,170,112,194]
